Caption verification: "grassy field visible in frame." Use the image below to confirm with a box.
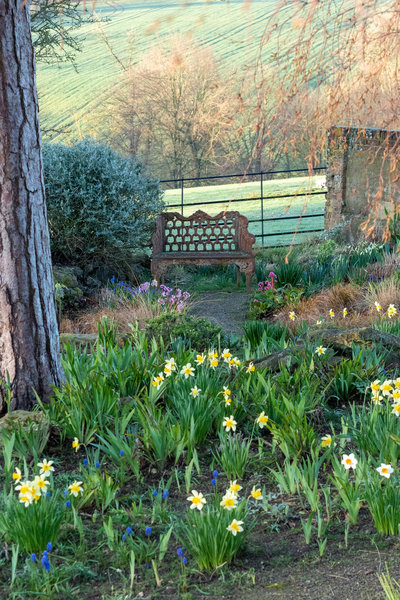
[36,0,348,144]
[163,174,326,247]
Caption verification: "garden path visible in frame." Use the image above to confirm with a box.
[189,290,250,335]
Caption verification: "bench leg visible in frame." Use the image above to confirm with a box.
[236,265,241,288]
[245,271,253,292]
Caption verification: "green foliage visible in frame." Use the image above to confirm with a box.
[250,284,303,318]
[213,433,252,480]
[43,138,164,268]
[0,491,65,554]
[177,498,251,571]
[365,472,400,535]
[274,262,304,287]
[242,320,288,350]
[145,312,222,350]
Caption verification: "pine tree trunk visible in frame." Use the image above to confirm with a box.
[0,0,64,413]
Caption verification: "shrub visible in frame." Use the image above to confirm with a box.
[43,138,164,269]
[145,313,222,350]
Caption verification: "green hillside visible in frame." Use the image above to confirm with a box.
[36,0,296,142]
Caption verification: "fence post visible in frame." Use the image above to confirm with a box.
[260,172,264,247]
[180,178,184,216]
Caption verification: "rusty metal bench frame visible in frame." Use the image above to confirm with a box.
[151,210,256,291]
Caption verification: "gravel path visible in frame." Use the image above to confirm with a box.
[189,290,251,336]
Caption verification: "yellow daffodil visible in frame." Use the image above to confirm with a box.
[289,311,295,321]
[152,373,164,390]
[392,390,400,403]
[229,480,242,495]
[315,346,326,355]
[220,491,237,511]
[72,438,80,452]
[190,385,201,398]
[209,358,219,369]
[222,348,232,362]
[34,475,49,491]
[208,350,218,360]
[223,415,237,432]
[251,486,263,500]
[223,386,232,405]
[316,319,322,326]
[371,393,383,405]
[342,307,348,318]
[228,357,241,369]
[376,463,394,479]
[195,353,206,365]
[375,301,382,312]
[180,363,195,379]
[381,380,393,396]
[12,467,21,483]
[30,485,41,502]
[164,364,173,377]
[392,403,400,416]
[370,380,381,393]
[19,493,33,507]
[388,304,398,319]
[394,377,400,389]
[16,482,31,496]
[341,453,358,470]
[329,309,335,319]
[224,395,232,406]
[227,519,244,536]
[69,480,83,497]
[246,362,255,373]
[38,459,55,476]
[256,411,269,428]
[321,434,332,447]
[187,490,206,511]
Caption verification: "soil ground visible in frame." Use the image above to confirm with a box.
[189,290,251,336]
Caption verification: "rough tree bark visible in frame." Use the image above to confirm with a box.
[0,0,63,413]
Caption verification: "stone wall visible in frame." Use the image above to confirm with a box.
[324,126,400,241]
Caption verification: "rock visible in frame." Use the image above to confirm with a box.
[0,410,50,448]
[53,265,83,289]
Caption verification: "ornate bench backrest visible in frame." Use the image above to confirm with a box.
[152,210,255,254]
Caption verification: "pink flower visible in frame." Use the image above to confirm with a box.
[254,299,259,303]
[269,272,277,279]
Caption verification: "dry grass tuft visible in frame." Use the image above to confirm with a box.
[364,278,400,312]
[59,293,163,334]
[365,252,400,281]
[275,283,366,326]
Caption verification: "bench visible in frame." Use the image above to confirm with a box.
[151,210,256,291]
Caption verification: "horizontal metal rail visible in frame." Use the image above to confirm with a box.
[160,166,327,184]
[167,190,327,209]
[254,228,324,238]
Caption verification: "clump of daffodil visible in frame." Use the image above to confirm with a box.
[72,438,80,452]
[180,363,195,379]
[190,385,201,398]
[223,415,237,433]
[220,491,237,511]
[227,519,244,536]
[256,411,269,428]
[187,490,206,511]
[289,311,295,321]
[315,345,326,355]
[246,362,255,373]
[388,304,398,319]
